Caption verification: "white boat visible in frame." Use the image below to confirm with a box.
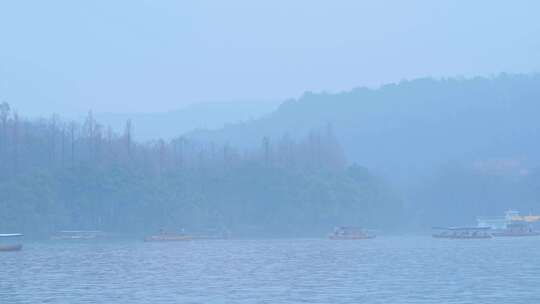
[0,233,24,251]
[477,210,540,237]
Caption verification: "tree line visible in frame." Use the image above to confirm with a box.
[0,102,402,237]
[0,102,347,178]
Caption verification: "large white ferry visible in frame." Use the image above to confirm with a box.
[477,210,540,237]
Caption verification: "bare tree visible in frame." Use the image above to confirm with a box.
[69,121,76,167]
[0,102,10,159]
[124,119,132,158]
[60,124,66,166]
[172,137,184,169]
[49,114,58,165]
[13,112,19,173]
[262,136,271,166]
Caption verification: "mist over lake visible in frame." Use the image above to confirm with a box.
[2,1,540,303]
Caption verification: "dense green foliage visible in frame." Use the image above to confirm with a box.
[0,105,402,237]
[0,163,401,237]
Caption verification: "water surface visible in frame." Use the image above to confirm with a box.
[1,237,539,303]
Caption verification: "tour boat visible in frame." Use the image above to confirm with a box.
[491,222,540,237]
[0,233,24,252]
[477,210,540,237]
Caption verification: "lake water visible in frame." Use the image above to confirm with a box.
[1,237,540,303]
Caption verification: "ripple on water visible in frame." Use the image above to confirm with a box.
[1,237,540,303]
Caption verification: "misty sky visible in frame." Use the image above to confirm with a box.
[1,0,539,116]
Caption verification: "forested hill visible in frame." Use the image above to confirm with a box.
[3,74,539,235]
[0,105,402,237]
[187,74,540,178]
[184,74,540,227]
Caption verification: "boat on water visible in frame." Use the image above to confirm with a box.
[0,233,24,252]
[491,222,540,237]
[328,226,376,240]
[51,230,104,240]
[477,210,540,237]
[432,227,492,239]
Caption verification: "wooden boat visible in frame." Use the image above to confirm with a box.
[328,226,376,240]
[0,244,23,252]
[432,227,492,239]
[0,233,24,251]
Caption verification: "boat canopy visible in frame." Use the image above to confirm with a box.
[0,233,24,237]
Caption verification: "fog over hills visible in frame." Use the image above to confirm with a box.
[184,74,540,227]
[3,74,540,235]
[93,100,280,141]
[187,74,540,178]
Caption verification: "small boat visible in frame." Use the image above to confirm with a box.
[0,244,23,252]
[432,227,492,239]
[0,233,24,252]
[144,229,191,242]
[328,226,376,240]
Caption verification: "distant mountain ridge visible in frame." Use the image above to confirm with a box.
[186,74,540,179]
[183,74,540,227]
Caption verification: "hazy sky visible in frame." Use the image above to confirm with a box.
[1,0,539,116]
